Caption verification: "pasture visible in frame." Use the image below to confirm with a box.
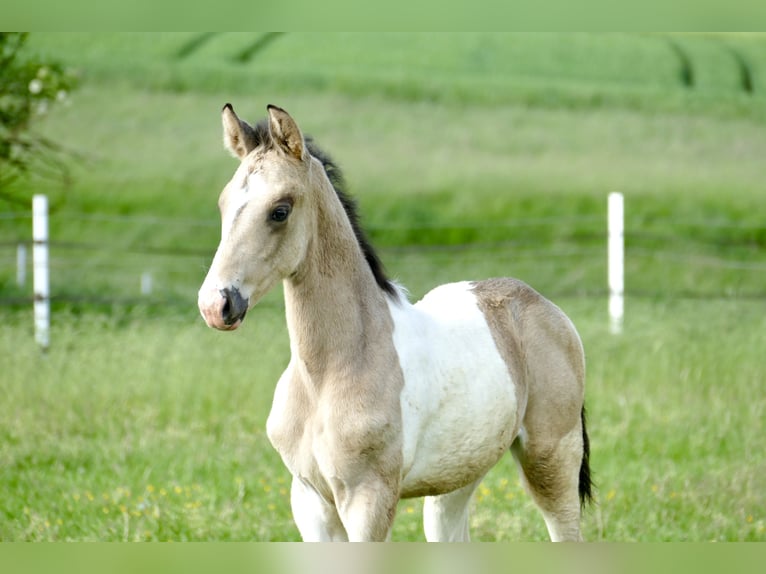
[1,33,765,541]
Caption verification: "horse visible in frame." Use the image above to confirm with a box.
[198,104,592,542]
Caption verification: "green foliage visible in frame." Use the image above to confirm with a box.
[0,33,79,200]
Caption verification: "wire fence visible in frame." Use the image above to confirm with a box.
[2,208,766,312]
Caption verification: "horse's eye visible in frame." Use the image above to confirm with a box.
[270,205,291,223]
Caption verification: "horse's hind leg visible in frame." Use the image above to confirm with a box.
[423,476,484,542]
[508,299,589,541]
[511,420,585,541]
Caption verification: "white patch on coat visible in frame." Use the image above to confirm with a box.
[387,281,518,497]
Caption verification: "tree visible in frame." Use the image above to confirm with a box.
[0,33,78,204]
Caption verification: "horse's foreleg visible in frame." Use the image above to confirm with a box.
[423,476,484,542]
[290,477,348,541]
[330,475,399,542]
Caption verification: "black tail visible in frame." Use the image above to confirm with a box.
[579,405,594,507]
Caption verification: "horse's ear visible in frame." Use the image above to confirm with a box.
[222,103,257,160]
[267,104,304,161]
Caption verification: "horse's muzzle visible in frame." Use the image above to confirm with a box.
[198,286,249,330]
[221,287,248,326]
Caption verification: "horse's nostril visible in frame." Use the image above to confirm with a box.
[220,287,248,325]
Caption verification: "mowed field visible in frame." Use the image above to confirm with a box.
[0,33,765,541]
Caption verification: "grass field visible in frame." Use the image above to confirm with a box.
[1,33,765,541]
[1,297,764,541]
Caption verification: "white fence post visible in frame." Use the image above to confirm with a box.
[141,271,153,296]
[17,243,27,287]
[608,192,624,334]
[33,194,50,351]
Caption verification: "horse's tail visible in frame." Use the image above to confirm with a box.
[578,405,594,507]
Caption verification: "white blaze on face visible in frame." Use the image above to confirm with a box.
[199,165,261,330]
[220,185,247,240]
[220,166,266,240]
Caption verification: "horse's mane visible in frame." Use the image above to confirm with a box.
[251,119,397,297]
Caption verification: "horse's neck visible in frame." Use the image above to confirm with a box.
[283,199,390,385]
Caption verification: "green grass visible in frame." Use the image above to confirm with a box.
[0,307,291,541]
[22,33,766,116]
[1,33,765,541]
[1,297,763,541]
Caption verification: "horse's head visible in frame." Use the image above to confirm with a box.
[198,104,314,330]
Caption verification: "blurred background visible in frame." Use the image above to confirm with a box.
[0,33,764,541]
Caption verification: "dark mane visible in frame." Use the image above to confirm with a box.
[252,119,397,297]
[307,139,398,297]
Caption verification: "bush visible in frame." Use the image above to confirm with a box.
[0,32,78,203]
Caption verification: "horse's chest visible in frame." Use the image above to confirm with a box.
[267,404,333,507]
[266,368,317,474]
[266,362,404,504]
[265,368,360,501]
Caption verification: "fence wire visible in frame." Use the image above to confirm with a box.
[2,210,765,309]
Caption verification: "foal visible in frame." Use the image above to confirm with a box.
[198,104,592,541]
